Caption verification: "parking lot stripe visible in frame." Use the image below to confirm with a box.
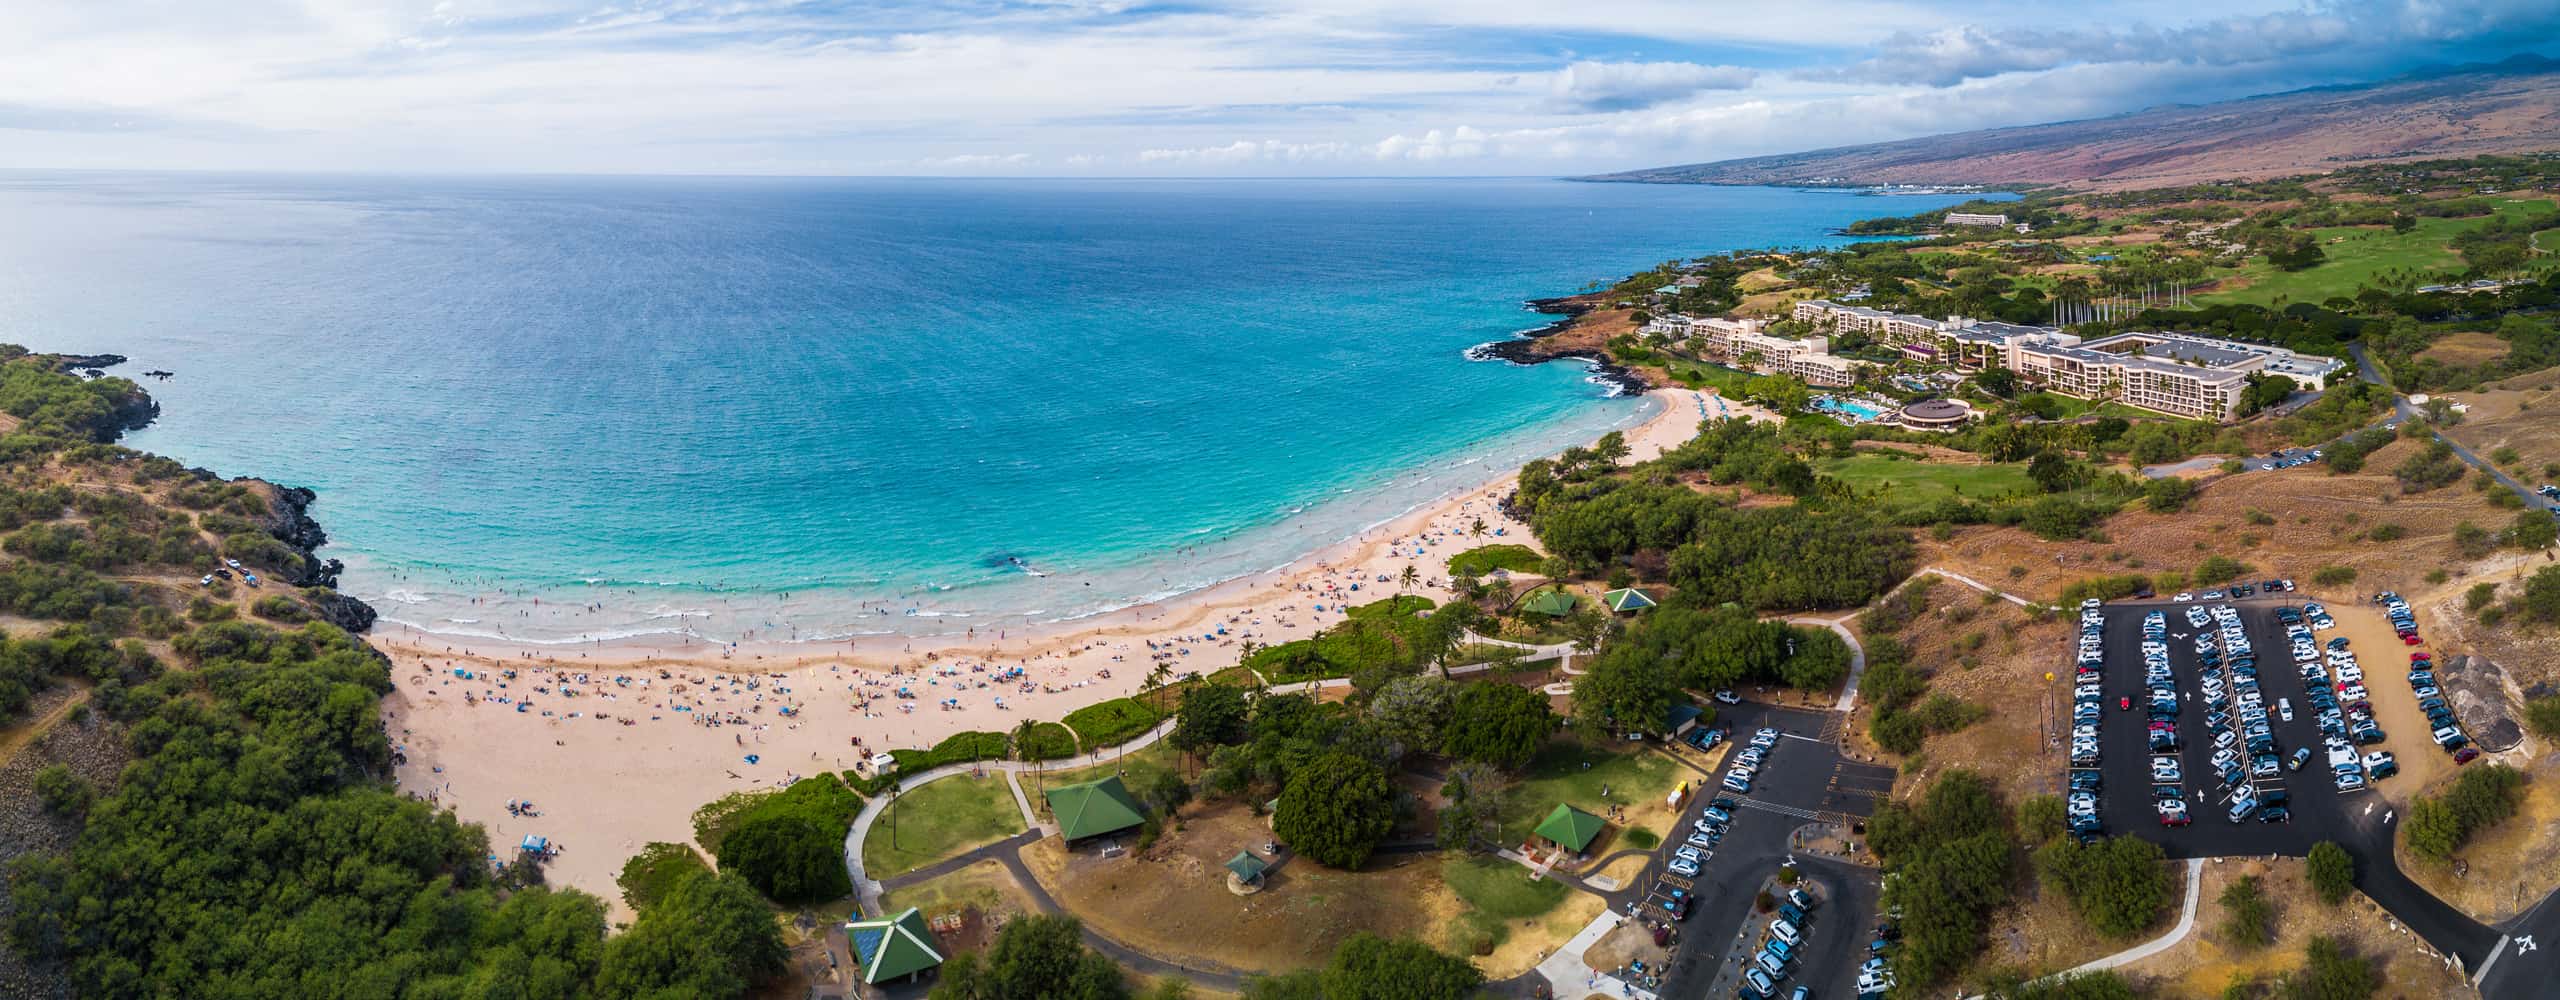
[1737,799,1823,821]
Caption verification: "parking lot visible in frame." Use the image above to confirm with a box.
[2068,595,2503,973]
[1644,702,1894,1000]
[2075,597,2405,854]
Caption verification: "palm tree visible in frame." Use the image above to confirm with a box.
[1012,718,1037,763]
[1400,564,1420,596]
[1469,518,1487,542]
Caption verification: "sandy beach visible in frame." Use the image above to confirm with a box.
[381,387,1729,916]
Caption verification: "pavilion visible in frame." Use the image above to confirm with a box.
[1045,775,1147,844]
[1225,850,1270,886]
[843,907,944,987]
[1516,587,1577,617]
[1532,803,1606,855]
[1601,588,1657,614]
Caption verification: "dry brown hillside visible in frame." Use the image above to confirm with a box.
[1586,61,2560,192]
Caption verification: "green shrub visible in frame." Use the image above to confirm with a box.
[2306,841,2356,906]
[1063,698,1164,749]
[890,730,1010,774]
[33,763,93,815]
[1447,544,1544,576]
[2311,565,2358,587]
[2406,764,2526,860]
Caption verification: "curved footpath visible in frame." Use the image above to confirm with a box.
[836,657,1547,991]
[1965,859,2205,999]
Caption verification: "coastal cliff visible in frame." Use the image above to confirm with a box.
[14,349,378,634]
[1469,293,1656,395]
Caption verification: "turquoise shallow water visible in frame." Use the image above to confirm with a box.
[0,174,1979,643]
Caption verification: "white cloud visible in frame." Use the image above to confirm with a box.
[0,0,2547,175]
[1547,61,1756,112]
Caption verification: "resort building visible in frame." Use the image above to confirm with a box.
[1944,212,2011,227]
[1896,398,1974,429]
[1997,332,2343,421]
[1794,299,2344,421]
[1654,314,1868,387]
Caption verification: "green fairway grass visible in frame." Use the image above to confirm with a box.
[1817,453,2037,511]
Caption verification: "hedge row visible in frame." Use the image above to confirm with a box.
[1062,697,1164,749]
[1020,721,1079,761]
[888,730,1009,775]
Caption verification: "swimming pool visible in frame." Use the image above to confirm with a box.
[1812,395,1889,422]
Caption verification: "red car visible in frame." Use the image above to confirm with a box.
[2411,652,2433,664]
[2120,696,2133,711]
[2403,634,2424,646]
[2454,747,2482,765]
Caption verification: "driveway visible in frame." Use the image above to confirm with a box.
[1633,702,1895,1000]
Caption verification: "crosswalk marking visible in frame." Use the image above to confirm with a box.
[1738,798,1823,820]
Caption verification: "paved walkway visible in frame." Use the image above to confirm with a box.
[842,717,1179,914]
[1534,910,1658,1000]
[2067,857,2206,974]
[1916,566,2039,609]
[1782,614,1866,714]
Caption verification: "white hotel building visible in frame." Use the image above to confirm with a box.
[1790,300,2346,421]
[1646,315,1866,388]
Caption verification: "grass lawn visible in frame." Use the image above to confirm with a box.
[1442,855,1571,954]
[1447,544,1544,577]
[1817,453,2037,512]
[1030,741,1179,796]
[880,858,1037,919]
[2202,200,2556,307]
[1495,736,1683,843]
[1663,359,1755,396]
[862,773,1027,879]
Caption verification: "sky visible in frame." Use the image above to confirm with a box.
[2,0,2557,177]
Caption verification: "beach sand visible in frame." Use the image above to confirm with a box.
[380,387,1725,917]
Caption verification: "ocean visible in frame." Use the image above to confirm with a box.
[0,173,1984,644]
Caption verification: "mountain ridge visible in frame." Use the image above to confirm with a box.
[1582,58,2560,191]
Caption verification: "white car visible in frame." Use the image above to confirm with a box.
[2174,592,2195,602]
[1668,858,1700,876]
[1714,690,1741,705]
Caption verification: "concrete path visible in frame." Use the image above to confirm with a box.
[1962,858,2204,998]
[1535,910,1658,1000]
[843,716,1178,915]
[1782,614,1866,714]
[2067,857,2206,974]
[1916,566,2040,608]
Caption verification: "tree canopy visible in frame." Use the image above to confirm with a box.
[1241,933,1483,1000]
[1441,681,1556,770]
[930,914,1127,1000]
[1272,751,1397,869]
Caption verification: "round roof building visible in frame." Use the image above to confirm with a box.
[1898,399,1972,428]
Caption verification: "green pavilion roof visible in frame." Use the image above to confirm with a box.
[1602,588,1657,613]
[1517,588,1578,617]
[1045,775,1147,841]
[1225,851,1269,882]
[846,907,944,984]
[1534,803,1606,852]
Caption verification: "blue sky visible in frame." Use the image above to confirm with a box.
[2,0,2555,175]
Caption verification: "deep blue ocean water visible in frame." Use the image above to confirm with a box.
[0,174,1982,643]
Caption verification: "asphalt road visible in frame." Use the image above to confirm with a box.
[1644,702,1894,1000]
[2348,343,2550,511]
[2078,599,2501,976]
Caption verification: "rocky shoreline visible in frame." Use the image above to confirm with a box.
[69,351,381,635]
[1465,295,1653,396]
